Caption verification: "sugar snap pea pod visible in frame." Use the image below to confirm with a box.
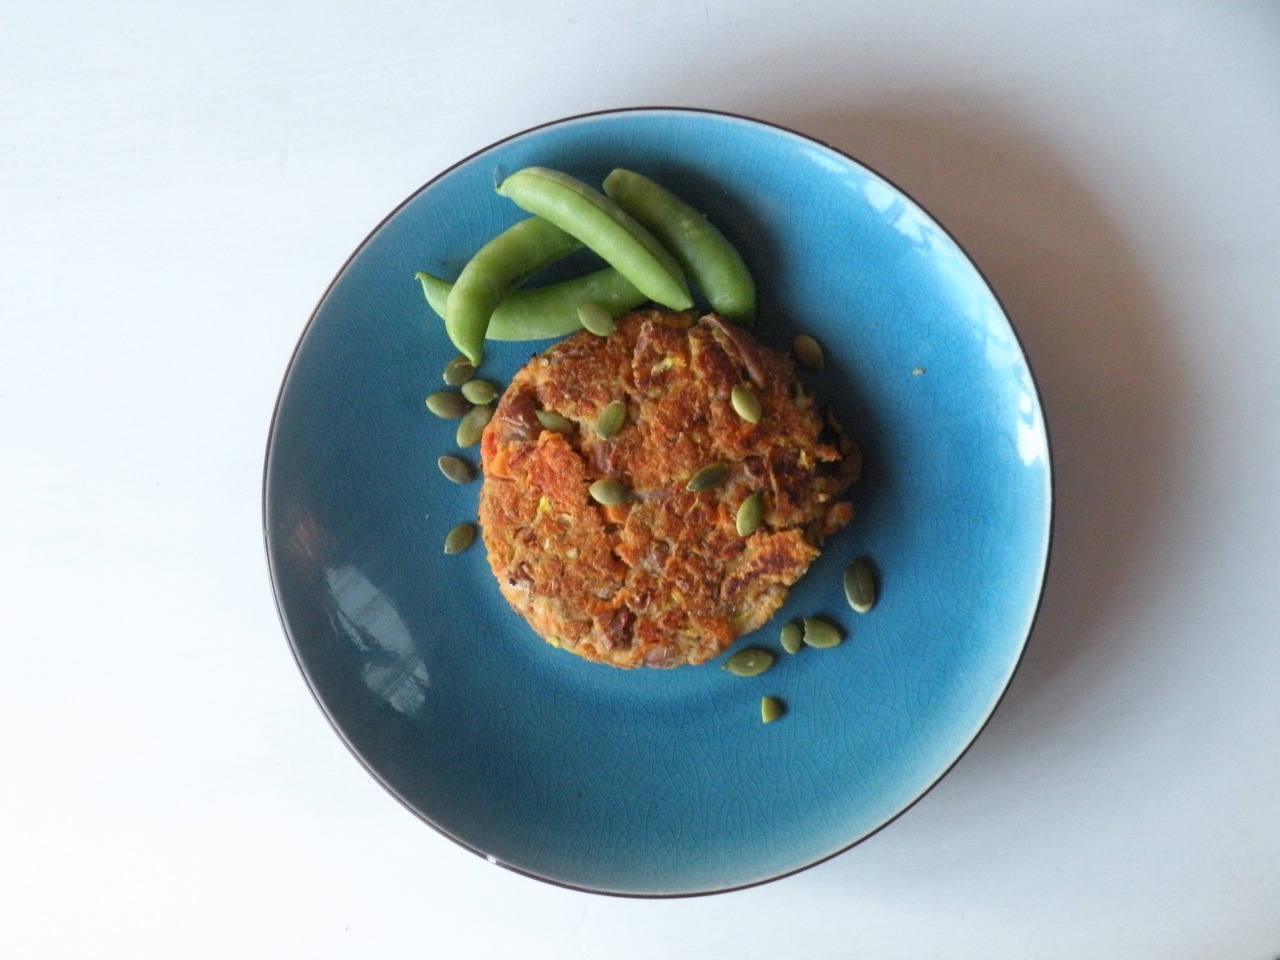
[444,215,583,364]
[415,267,646,341]
[603,168,756,327]
[495,166,693,311]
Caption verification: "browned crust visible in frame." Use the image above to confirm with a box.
[478,309,860,668]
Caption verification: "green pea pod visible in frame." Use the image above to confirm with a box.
[444,215,583,364]
[416,267,647,341]
[603,168,756,327]
[495,166,693,311]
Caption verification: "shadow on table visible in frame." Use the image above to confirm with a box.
[755,93,1192,877]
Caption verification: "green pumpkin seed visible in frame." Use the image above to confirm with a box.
[736,491,764,537]
[536,409,574,434]
[443,354,475,386]
[596,399,627,439]
[443,521,476,554]
[588,477,630,506]
[437,454,475,484]
[844,557,877,613]
[761,696,785,723]
[793,333,825,370]
[730,384,762,424]
[455,403,493,447]
[802,616,843,649]
[780,621,803,654]
[426,390,471,419]
[686,461,729,492]
[724,647,774,677]
[577,301,617,337]
[461,378,497,405]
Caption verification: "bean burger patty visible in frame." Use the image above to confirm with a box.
[478,309,860,668]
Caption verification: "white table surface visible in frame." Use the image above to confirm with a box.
[4,2,1279,957]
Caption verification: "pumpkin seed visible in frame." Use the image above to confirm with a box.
[535,409,574,434]
[426,390,471,419]
[455,403,493,447]
[736,491,763,537]
[802,617,843,649]
[443,354,475,386]
[577,301,617,337]
[437,454,475,484]
[730,384,762,424]
[844,557,877,613]
[461,378,497,405]
[443,521,476,554]
[724,647,774,677]
[761,696,785,723]
[686,461,729,492]
[780,621,803,654]
[596,399,627,439]
[793,333,825,370]
[588,478,630,506]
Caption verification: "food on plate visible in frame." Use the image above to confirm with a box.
[437,454,475,485]
[800,616,843,649]
[576,301,617,337]
[476,308,860,668]
[443,521,477,555]
[444,216,583,365]
[425,390,470,419]
[843,556,877,613]
[603,168,756,327]
[760,696,785,724]
[442,354,476,386]
[723,647,775,677]
[779,621,803,655]
[730,384,762,424]
[455,403,493,448]
[418,165,755,355]
[735,491,764,536]
[418,162,876,688]
[495,166,693,312]
[416,268,645,342]
[792,333,825,370]
[460,379,497,405]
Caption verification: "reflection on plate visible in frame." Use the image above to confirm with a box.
[264,107,1051,896]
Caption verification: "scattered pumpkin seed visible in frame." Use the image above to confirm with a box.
[536,409,574,434]
[724,647,775,677]
[443,521,476,554]
[461,378,497,405]
[577,301,617,337]
[588,478,630,506]
[426,390,471,419]
[455,403,493,447]
[802,616,843,649]
[736,491,764,537]
[780,621,803,654]
[437,454,475,484]
[442,354,475,386]
[730,384,762,424]
[844,557,877,613]
[596,399,627,439]
[686,461,729,492]
[793,333,825,370]
[761,696,785,723]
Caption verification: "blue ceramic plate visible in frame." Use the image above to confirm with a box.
[264,108,1051,896]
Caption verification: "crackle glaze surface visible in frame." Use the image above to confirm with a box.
[264,108,1051,895]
